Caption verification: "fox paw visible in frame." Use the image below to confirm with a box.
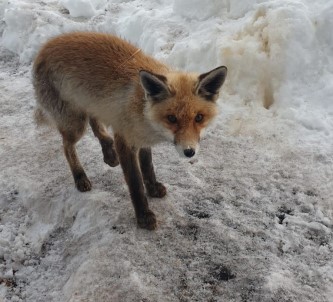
[146,182,167,198]
[137,210,157,230]
[101,140,119,167]
[103,148,119,167]
[75,176,92,192]
[103,152,119,167]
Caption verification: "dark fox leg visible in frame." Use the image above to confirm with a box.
[89,118,119,167]
[139,148,166,198]
[33,68,91,192]
[60,124,91,192]
[114,134,157,230]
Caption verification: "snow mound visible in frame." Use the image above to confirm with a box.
[1,3,36,56]
[173,0,225,20]
[60,0,106,18]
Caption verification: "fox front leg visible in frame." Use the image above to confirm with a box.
[139,148,166,198]
[114,134,157,230]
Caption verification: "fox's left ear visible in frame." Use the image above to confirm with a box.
[197,66,227,101]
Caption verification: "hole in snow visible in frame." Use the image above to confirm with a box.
[187,209,211,219]
[0,277,17,288]
[276,205,294,224]
[263,79,274,109]
[211,265,236,282]
[176,223,199,241]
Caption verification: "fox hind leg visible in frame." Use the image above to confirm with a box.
[139,148,166,198]
[59,112,91,192]
[89,118,119,167]
[34,69,91,192]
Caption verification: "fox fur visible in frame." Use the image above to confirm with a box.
[33,32,227,230]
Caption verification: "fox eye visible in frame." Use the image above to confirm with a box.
[195,114,204,123]
[167,115,177,123]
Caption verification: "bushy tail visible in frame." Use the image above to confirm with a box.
[34,106,50,127]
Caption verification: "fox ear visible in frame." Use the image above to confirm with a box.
[197,66,227,101]
[139,70,170,102]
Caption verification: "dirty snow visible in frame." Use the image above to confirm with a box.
[0,0,332,301]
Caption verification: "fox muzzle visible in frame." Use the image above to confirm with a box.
[175,143,199,158]
[183,148,195,158]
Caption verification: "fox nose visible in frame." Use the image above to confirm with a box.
[184,148,195,158]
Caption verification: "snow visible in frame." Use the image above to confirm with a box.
[0,0,332,301]
[60,0,107,18]
[173,0,225,20]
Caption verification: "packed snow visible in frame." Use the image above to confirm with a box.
[0,0,332,301]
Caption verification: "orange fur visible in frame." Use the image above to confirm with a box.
[149,73,218,148]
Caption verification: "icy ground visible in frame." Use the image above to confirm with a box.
[0,0,333,301]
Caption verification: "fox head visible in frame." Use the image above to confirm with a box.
[140,66,227,158]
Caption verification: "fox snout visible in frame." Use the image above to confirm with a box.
[175,141,199,158]
[184,148,196,158]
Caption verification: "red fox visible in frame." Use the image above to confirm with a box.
[33,32,227,230]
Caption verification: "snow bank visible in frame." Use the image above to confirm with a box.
[1,0,332,138]
[1,2,36,56]
[228,0,258,19]
[1,1,62,64]
[60,0,107,18]
[173,0,225,20]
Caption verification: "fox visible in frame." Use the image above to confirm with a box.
[33,32,227,230]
